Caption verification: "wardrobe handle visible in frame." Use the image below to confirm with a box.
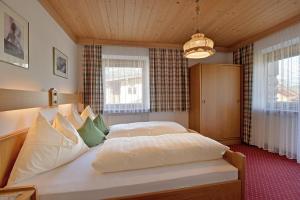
[202,99,206,104]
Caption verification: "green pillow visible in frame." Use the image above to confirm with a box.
[93,115,109,135]
[77,117,106,147]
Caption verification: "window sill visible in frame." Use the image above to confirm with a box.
[103,110,150,115]
[266,110,298,114]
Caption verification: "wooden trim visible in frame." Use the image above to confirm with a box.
[77,38,182,49]
[57,92,80,105]
[0,88,80,112]
[0,185,37,200]
[240,65,244,143]
[224,150,246,200]
[229,14,300,50]
[193,63,241,67]
[108,180,242,200]
[214,46,232,53]
[0,129,28,188]
[0,89,49,112]
[77,38,231,52]
[39,0,78,42]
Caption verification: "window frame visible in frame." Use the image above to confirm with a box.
[102,55,150,114]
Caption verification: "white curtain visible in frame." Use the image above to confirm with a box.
[251,23,300,163]
[102,46,150,113]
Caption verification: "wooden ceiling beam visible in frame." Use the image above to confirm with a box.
[77,38,231,52]
[229,14,300,50]
[39,0,78,43]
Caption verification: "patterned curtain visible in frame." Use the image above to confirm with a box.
[83,45,103,114]
[149,48,189,112]
[233,44,254,144]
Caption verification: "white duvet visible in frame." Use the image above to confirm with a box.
[92,133,229,173]
[106,121,188,139]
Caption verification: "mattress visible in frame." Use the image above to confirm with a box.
[15,145,238,200]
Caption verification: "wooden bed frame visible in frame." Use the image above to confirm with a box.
[0,88,246,200]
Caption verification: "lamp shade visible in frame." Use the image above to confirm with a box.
[183,33,216,59]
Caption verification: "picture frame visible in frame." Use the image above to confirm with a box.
[0,1,29,68]
[53,47,68,79]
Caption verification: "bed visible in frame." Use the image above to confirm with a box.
[12,144,238,200]
[0,88,246,200]
[0,129,245,200]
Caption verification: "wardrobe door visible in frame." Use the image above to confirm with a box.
[200,64,240,141]
[218,65,240,139]
[200,65,222,139]
[189,65,201,132]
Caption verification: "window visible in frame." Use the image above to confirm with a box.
[276,56,300,102]
[266,53,300,111]
[102,55,150,113]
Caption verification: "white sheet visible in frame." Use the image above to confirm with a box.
[15,145,238,200]
[93,133,229,173]
[106,121,188,139]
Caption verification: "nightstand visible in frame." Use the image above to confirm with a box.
[0,186,36,200]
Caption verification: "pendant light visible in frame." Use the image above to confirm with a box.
[183,0,216,59]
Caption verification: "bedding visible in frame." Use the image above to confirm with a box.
[93,115,109,135]
[68,106,84,129]
[106,121,188,139]
[7,113,89,185]
[81,105,97,121]
[77,117,106,147]
[68,105,108,135]
[15,145,238,200]
[92,133,229,173]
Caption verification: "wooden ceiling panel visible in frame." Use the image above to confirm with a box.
[40,0,300,49]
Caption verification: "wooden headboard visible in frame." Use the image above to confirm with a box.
[0,88,80,112]
[0,129,28,187]
[0,88,80,187]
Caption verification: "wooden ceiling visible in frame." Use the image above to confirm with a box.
[40,0,300,50]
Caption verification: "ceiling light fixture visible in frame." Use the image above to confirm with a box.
[183,0,215,59]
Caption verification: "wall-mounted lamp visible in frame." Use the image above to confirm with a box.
[49,88,58,107]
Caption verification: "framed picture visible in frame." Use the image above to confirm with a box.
[0,1,29,68]
[53,47,68,78]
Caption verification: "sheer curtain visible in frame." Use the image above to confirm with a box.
[102,46,150,113]
[251,23,300,163]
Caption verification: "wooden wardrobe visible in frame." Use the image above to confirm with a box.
[189,64,241,145]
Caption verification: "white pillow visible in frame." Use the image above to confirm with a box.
[92,133,229,173]
[81,105,96,121]
[106,121,188,139]
[68,106,84,129]
[7,113,89,185]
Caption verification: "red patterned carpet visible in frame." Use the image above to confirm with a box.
[230,145,300,200]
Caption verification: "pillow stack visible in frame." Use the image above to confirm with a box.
[8,112,89,185]
[8,106,109,185]
[68,106,108,147]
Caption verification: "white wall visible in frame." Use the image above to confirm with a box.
[0,0,79,135]
[188,52,233,67]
